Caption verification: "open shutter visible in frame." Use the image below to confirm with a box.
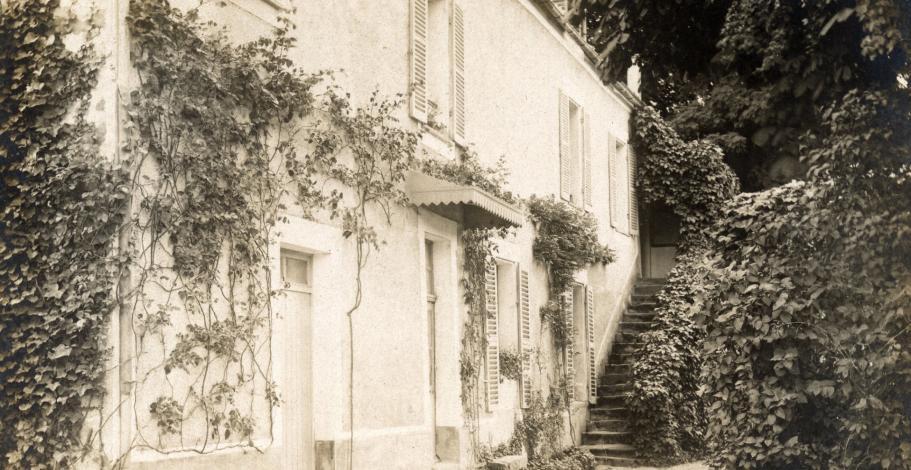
[562,289,575,401]
[586,287,597,404]
[518,268,532,408]
[559,92,571,201]
[608,133,618,228]
[451,3,466,145]
[582,110,592,211]
[484,259,499,411]
[628,146,639,234]
[410,0,428,122]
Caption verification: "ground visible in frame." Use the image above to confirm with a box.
[597,463,709,470]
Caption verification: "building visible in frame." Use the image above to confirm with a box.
[72,0,652,468]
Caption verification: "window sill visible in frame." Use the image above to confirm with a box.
[420,126,456,161]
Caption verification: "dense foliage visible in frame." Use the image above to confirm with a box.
[0,1,128,467]
[625,252,708,462]
[526,195,614,294]
[579,0,911,190]
[526,446,596,470]
[515,393,568,462]
[623,107,737,462]
[631,106,739,248]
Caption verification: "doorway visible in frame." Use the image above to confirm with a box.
[640,203,680,279]
[280,250,314,470]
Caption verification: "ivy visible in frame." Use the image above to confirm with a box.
[498,349,523,383]
[622,105,740,462]
[0,1,128,468]
[631,105,739,250]
[123,0,417,465]
[526,195,613,353]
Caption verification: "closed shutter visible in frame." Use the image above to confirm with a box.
[559,92,571,201]
[484,259,499,411]
[608,133,618,229]
[628,146,639,234]
[518,269,532,408]
[586,287,596,404]
[562,289,574,401]
[451,3,466,145]
[410,0,428,122]
[582,110,592,211]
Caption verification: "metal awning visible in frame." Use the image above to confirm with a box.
[405,171,524,229]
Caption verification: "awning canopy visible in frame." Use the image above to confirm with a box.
[405,171,524,229]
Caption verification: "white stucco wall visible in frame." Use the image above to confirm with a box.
[77,0,643,469]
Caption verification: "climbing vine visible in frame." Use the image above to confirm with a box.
[526,195,612,366]
[0,1,127,468]
[121,0,416,466]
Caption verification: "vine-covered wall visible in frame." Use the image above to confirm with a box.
[0,1,127,467]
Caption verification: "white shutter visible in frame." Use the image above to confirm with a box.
[517,269,532,408]
[608,133,618,229]
[410,0,428,122]
[582,110,592,211]
[628,146,639,234]
[484,259,499,411]
[586,287,596,404]
[451,3,466,145]
[559,92,571,201]
[562,289,575,401]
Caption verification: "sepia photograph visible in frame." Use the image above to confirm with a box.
[0,0,909,469]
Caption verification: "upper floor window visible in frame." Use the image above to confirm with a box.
[410,0,466,145]
[559,92,592,210]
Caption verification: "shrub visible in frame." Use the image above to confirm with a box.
[526,446,596,470]
[698,182,911,469]
[625,251,709,461]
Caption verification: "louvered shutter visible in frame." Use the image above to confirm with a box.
[517,269,532,408]
[559,92,571,201]
[608,133,618,229]
[451,3,466,145]
[410,0,428,122]
[586,287,596,404]
[562,289,575,401]
[628,146,639,234]
[582,110,592,211]
[484,259,499,411]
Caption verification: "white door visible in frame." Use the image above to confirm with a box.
[280,252,313,470]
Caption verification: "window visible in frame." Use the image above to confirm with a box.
[410,0,466,144]
[609,135,627,232]
[280,251,311,291]
[559,92,591,209]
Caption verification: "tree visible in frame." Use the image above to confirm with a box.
[573,0,911,190]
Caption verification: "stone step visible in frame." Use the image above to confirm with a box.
[610,342,643,356]
[619,320,653,332]
[604,362,631,372]
[600,372,629,385]
[630,300,658,311]
[588,417,629,432]
[582,443,636,457]
[593,454,639,467]
[638,278,667,285]
[624,310,657,321]
[634,284,664,296]
[582,429,633,445]
[631,293,658,303]
[596,393,626,407]
[598,382,630,394]
[607,351,637,365]
[589,406,628,418]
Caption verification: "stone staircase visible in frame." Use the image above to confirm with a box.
[581,278,665,467]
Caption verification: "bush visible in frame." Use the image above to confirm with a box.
[625,251,708,462]
[526,447,596,470]
[698,182,911,469]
